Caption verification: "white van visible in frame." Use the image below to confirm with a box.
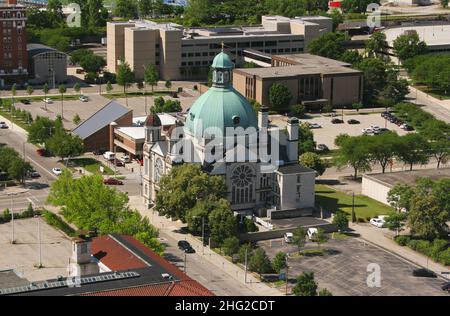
[307,228,318,240]
[103,151,115,161]
[284,232,293,243]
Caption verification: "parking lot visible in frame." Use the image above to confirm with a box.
[258,237,448,296]
[271,112,411,150]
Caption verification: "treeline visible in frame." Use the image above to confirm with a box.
[334,103,450,177]
[47,170,164,254]
[0,146,32,184]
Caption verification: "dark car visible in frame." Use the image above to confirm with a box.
[113,160,124,167]
[93,149,107,156]
[412,268,437,278]
[402,125,414,131]
[178,240,195,253]
[441,281,450,292]
[103,178,123,185]
[347,119,360,124]
[36,148,46,156]
[331,118,344,124]
[316,144,329,152]
[21,99,31,105]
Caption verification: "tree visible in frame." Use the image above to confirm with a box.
[80,55,106,75]
[8,159,32,184]
[135,231,165,256]
[368,132,400,173]
[332,211,348,232]
[269,83,292,111]
[318,288,333,296]
[43,83,49,110]
[46,131,84,161]
[165,79,172,90]
[356,57,388,105]
[298,123,316,154]
[385,212,407,236]
[340,50,363,66]
[114,0,139,19]
[222,236,240,256]
[150,97,182,113]
[292,226,306,252]
[106,81,113,94]
[58,84,66,120]
[393,32,427,62]
[396,133,430,171]
[334,135,372,179]
[308,32,348,59]
[73,114,81,125]
[116,60,135,106]
[144,64,159,92]
[248,248,272,279]
[442,0,449,8]
[293,272,318,296]
[379,79,409,107]
[299,152,327,176]
[311,228,329,249]
[238,243,252,263]
[387,184,415,212]
[26,85,34,97]
[155,164,226,221]
[291,104,305,117]
[27,117,59,145]
[73,83,81,95]
[208,204,238,245]
[11,83,16,108]
[408,194,448,240]
[272,252,287,274]
[365,32,387,57]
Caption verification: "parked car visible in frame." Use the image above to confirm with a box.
[347,119,360,124]
[381,111,392,118]
[93,149,106,156]
[316,144,329,152]
[36,148,46,156]
[401,124,414,131]
[103,151,115,161]
[412,268,437,278]
[76,68,85,74]
[52,167,62,176]
[21,99,31,105]
[362,128,374,135]
[308,123,321,129]
[43,98,53,104]
[103,178,123,185]
[369,217,385,228]
[79,95,89,102]
[441,281,450,292]
[113,160,124,167]
[28,170,40,178]
[284,232,293,243]
[178,240,195,253]
[119,155,131,163]
[307,228,318,240]
[0,122,8,129]
[331,118,344,124]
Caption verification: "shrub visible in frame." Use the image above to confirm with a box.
[222,236,240,256]
[437,249,450,265]
[42,211,76,237]
[394,235,411,246]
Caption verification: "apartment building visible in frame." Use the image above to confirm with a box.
[233,53,363,109]
[106,15,332,80]
[0,0,27,86]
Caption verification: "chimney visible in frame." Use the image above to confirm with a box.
[258,106,269,130]
[68,234,99,277]
[286,117,299,163]
[109,122,118,152]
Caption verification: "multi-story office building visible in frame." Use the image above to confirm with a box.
[107,15,332,80]
[0,0,27,86]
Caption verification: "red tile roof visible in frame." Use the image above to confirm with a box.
[89,234,214,296]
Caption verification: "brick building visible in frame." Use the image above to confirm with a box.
[0,0,27,87]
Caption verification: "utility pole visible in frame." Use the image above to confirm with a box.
[37,215,42,268]
[10,194,15,244]
[352,192,355,223]
[201,216,205,255]
[285,264,289,296]
[184,252,187,273]
[244,248,248,283]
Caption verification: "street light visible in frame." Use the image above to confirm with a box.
[192,215,206,255]
[6,189,29,244]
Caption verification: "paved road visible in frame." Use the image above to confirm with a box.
[408,86,450,123]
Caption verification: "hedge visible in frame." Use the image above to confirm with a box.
[394,235,450,266]
[42,211,76,237]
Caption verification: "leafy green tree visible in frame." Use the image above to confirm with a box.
[442,0,449,8]
[334,135,372,178]
[393,32,427,62]
[308,32,348,60]
[311,228,329,249]
[27,117,59,145]
[26,85,34,97]
[248,248,272,279]
[58,84,66,120]
[156,164,226,221]
[368,132,400,173]
[396,133,430,171]
[165,79,172,90]
[387,184,415,212]
[45,131,84,161]
[135,231,165,256]
[208,203,238,245]
[333,211,349,232]
[293,272,318,296]
[116,59,135,94]
[222,236,240,256]
[379,78,409,107]
[70,49,92,64]
[365,32,387,57]
[356,57,388,105]
[318,288,333,296]
[299,152,327,176]
[272,251,287,274]
[8,159,32,184]
[385,212,408,236]
[269,83,292,111]
[291,104,305,117]
[73,83,81,95]
[408,194,448,240]
[114,0,139,19]
[292,226,307,252]
[298,123,316,154]
[80,55,106,75]
[144,64,159,92]
[340,50,363,66]
[238,243,252,263]
[73,114,81,125]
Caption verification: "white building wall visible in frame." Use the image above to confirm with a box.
[362,176,392,205]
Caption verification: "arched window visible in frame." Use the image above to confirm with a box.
[231,165,254,204]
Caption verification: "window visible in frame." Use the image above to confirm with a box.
[231,165,254,204]
[80,243,88,254]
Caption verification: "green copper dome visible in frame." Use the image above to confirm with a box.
[185,52,257,138]
[211,51,234,69]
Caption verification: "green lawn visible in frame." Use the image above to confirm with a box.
[69,158,115,175]
[315,184,394,220]
[0,108,31,130]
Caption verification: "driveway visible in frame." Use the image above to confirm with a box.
[258,237,448,296]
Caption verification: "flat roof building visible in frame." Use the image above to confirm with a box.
[233,53,363,109]
[106,15,332,80]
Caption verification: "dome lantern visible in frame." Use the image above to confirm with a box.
[211,44,234,88]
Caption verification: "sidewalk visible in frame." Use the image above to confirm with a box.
[350,223,450,280]
[128,195,282,296]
